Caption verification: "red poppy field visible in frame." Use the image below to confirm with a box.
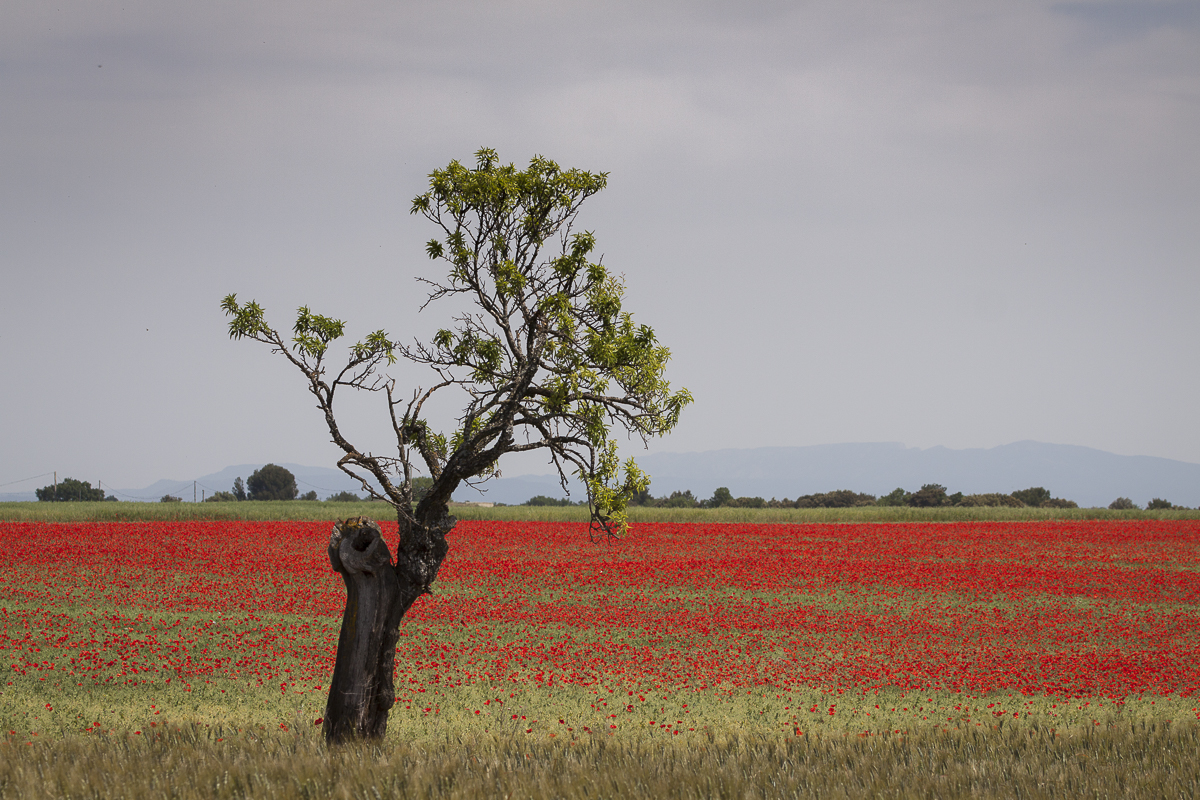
[2,518,1198,744]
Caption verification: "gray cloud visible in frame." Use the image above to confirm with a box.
[2,0,1197,488]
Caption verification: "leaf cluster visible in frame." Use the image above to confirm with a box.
[406,149,692,532]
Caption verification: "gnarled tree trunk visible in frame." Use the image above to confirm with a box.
[322,514,450,744]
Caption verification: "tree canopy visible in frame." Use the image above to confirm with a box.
[1012,487,1052,508]
[247,464,298,501]
[223,148,690,535]
[36,478,103,502]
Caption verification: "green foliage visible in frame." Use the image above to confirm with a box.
[299,490,319,501]
[877,488,910,507]
[794,490,876,509]
[624,489,703,508]
[1146,498,1174,510]
[160,495,182,503]
[708,487,734,508]
[205,491,237,503]
[876,486,1080,509]
[908,484,949,508]
[627,487,654,506]
[35,478,104,502]
[1012,487,1051,507]
[957,493,1022,508]
[232,477,247,501]
[247,464,298,501]
[1109,497,1137,510]
[327,491,362,503]
[658,490,700,508]
[410,149,690,531]
[698,488,764,508]
[523,495,580,507]
[1041,497,1079,509]
[223,148,690,536]
[731,496,766,508]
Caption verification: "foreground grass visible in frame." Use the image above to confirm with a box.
[3,500,1198,523]
[6,658,1199,797]
[2,720,1197,799]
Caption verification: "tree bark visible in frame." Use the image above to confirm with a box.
[322,515,450,745]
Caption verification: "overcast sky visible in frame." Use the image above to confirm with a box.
[2,0,1198,492]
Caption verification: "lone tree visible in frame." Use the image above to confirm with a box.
[222,149,690,744]
[36,477,103,502]
[247,464,298,501]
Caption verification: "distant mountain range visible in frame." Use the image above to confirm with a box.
[452,441,1200,508]
[3,442,1197,508]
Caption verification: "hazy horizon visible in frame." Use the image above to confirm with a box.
[4,439,1198,509]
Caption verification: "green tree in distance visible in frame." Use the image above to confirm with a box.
[1012,487,1052,507]
[246,464,298,501]
[660,490,699,508]
[708,487,734,507]
[36,478,104,502]
[523,495,579,507]
[908,484,949,508]
[222,148,690,743]
[877,488,910,507]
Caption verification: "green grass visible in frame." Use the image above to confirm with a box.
[2,720,1197,799]
[3,500,1198,523]
[6,642,1199,797]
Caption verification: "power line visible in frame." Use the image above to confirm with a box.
[0,471,55,489]
[296,476,348,493]
[97,481,163,501]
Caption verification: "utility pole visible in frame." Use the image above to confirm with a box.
[194,481,197,503]
[53,471,57,499]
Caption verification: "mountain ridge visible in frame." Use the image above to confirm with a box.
[2,442,1196,507]
[456,441,1200,508]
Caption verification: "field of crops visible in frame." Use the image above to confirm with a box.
[2,518,1198,798]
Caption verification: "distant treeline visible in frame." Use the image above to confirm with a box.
[38,473,1191,512]
[524,485,1191,511]
[625,485,1082,510]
